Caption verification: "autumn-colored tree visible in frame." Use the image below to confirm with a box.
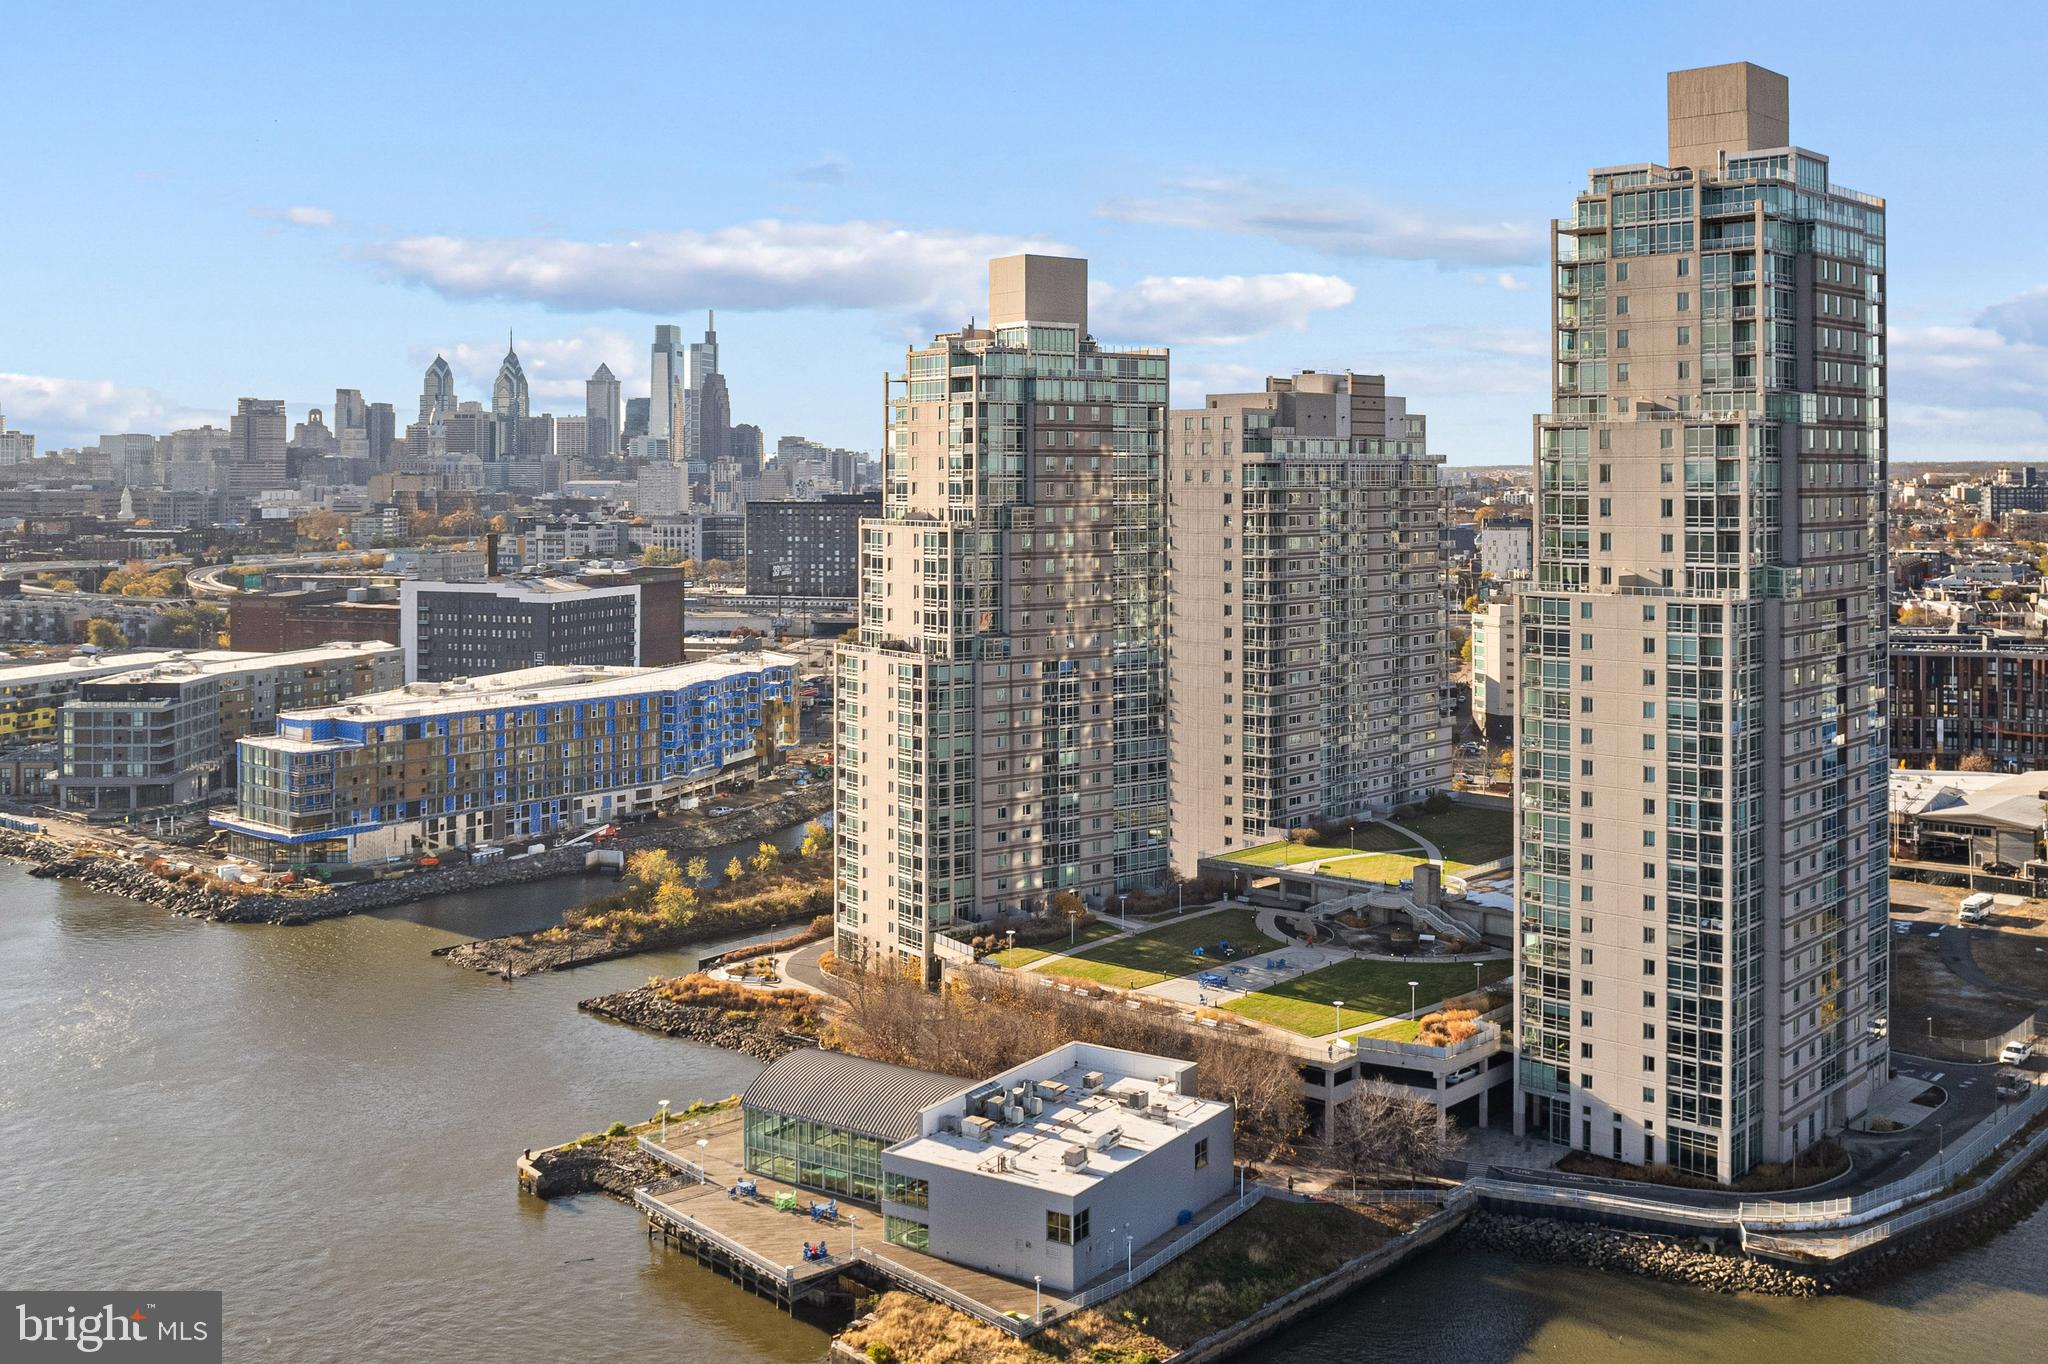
[798,820,829,859]
[641,544,685,567]
[627,848,682,895]
[1959,751,1997,772]
[725,855,745,883]
[651,880,698,928]
[488,513,509,533]
[83,618,128,649]
[750,840,778,875]
[439,509,485,536]
[685,855,710,885]
[1969,520,1999,538]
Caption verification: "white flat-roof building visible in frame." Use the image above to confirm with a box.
[880,1042,1234,1294]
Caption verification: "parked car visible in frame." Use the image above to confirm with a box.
[1996,1070,2031,1101]
[1998,1039,2035,1066]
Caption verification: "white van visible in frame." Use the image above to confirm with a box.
[1959,893,1995,924]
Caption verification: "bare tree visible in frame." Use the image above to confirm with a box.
[1324,1081,1464,1196]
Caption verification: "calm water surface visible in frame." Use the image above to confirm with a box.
[4,844,2045,1363]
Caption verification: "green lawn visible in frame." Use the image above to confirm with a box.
[984,918,1121,968]
[1333,823,1424,853]
[1319,852,1430,885]
[1036,907,1281,990]
[1217,840,1340,868]
[1222,957,1512,1036]
[1388,805,1513,864]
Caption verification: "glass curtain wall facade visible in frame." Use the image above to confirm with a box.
[1514,64,1889,1181]
[741,1108,884,1204]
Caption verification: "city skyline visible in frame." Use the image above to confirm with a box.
[4,4,2043,462]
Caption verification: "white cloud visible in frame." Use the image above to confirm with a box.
[1169,361,1269,408]
[792,155,852,185]
[413,328,644,406]
[0,372,216,446]
[285,205,337,227]
[1470,271,1530,292]
[1405,325,1548,360]
[1100,175,1544,268]
[364,220,1066,318]
[1090,273,1355,347]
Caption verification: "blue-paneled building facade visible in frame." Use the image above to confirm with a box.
[214,652,796,865]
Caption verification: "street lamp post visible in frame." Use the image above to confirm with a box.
[1034,1275,1042,1323]
[1125,1232,1134,1278]
[1119,893,1128,930]
[1936,1122,1946,1160]
[658,1099,671,1142]
[849,1214,858,1255]
[1475,963,1483,992]
[1334,999,1344,1034]
[1408,980,1420,1017]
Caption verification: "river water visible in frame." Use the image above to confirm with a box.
[3,847,2045,1363]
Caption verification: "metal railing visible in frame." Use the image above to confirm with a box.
[1743,1115,2048,1259]
[1066,1187,1266,1312]
[1735,1083,2048,1228]
[855,1248,1040,1336]
[636,1134,710,1183]
[634,1187,792,1280]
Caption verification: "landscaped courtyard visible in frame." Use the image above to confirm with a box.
[1212,804,1512,879]
[1035,908,1282,990]
[1220,957,1512,1037]
[984,917,1122,968]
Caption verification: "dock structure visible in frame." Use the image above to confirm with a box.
[631,1110,1077,1331]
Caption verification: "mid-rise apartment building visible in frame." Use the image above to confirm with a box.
[1890,630,2048,769]
[1513,63,1889,1180]
[400,569,684,682]
[834,255,1169,974]
[745,493,878,599]
[1165,372,1446,869]
[52,642,402,814]
[1471,597,1520,741]
[214,653,795,864]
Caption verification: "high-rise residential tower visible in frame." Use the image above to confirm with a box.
[1513,63,1888,1181]
[833,255,1169,976]
[585,363,622,463]
[649,324,685,448]
[225,397,287,505]
[1165,372,1447,871]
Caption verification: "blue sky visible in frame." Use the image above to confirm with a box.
[3,0,2044,462]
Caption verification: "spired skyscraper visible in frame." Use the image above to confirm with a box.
[585,363,622,464]
[491,335,530,460]
[684,311,721,465]
[833,255,1170,976]
[419,355,456,425]
[1513,63,1889,1181]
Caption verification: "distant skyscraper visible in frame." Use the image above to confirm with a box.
[696,372,730,464]
[1512,63,1888,1182]
[585,363,622,463]
[365,403,396,469]
[333,388,368,435]
[834,254,1170,976]
[650,324,685,447]
[226,398,287,506]
[420,356,457,425]
[624,397,651,444]
[0,408,34,466]
[492,336,530,460]
[729,423,764,475]
[683,312,720,465]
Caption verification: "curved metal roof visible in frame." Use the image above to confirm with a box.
[740,1048,960,1144]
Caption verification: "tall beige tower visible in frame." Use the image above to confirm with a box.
[1165,372,1447,870]
[1513,64,1890,1181]
[833,256,1170,976]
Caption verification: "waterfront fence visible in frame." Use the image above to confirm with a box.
[637,1133,710,1184]
[1928,1011,2040,1061]
[1065,1187,1267,1314]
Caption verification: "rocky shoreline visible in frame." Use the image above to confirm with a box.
[578,985,815,1062]
[0,785,831,926]
[521,1137,670,1202]
[437,891,826,976]
[1458,1212,1828,1296]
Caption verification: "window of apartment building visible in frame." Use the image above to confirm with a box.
[1194,1138,1209,1169]
[1615,296,1629,315]
[1616,329,1629,349]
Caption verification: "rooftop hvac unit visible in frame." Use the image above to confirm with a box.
[1003,1105,1025,1125]
[1035,1080,1069,1100]
[1156,1074,1176,1094]
[1082,1071,1104,1090]
[938,1116,961,1136]
[1092,1125,1122,1153]
[1061,1144,1088,1169]
[963,1116,996,1143]
[1024,1094,1043,1116]
[1123,1090,1146,1110]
